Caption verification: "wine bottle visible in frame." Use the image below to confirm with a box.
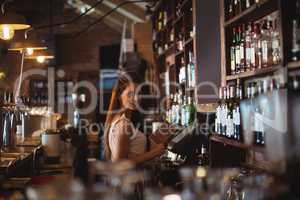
[230,28,237,75]
[239,25,246,73]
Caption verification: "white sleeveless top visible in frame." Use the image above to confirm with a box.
[109,114,156,161]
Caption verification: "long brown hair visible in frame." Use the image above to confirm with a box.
[103,72,139,160]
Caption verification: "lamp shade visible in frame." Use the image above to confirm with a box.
[8,39,47,52]
[0,12,31,30]
[25,49,54,60]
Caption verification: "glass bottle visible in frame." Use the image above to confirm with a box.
[234,0,241,16]
[188,51,196,87]
[228,0,235,19]
[239,25,246,73]
[245,23,252,71]
[230,28,237,75]
[261,20,273,67]
[181,96,187,126]
[235,26,241,74]
[271,19,281,65]
[253,23,263,69]
[179,57,186,84]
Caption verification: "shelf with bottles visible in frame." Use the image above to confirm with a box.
[287,61,300,70]
[30,92,49,106]
[152,1,175,33]
[225,11,282,79]
[215,75,285,151]
[224,0,278,27]
[165,91,197,127]
[226,64,281,81]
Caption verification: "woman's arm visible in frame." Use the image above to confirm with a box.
[112,119,166,165]
[130,144,165,166]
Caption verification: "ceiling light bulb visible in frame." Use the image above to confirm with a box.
[0,25,15,40]
[26,48,34,55]
[36,56,45,63]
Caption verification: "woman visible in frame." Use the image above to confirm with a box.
[104,73,170,165]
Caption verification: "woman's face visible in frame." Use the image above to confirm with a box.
[120,83,139,111]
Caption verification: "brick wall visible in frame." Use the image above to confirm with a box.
[0,23,121,91]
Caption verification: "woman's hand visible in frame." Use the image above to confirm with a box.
[153,143,166,157]
[152,123,174,145]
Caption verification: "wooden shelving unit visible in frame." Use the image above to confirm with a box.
[287,61,300,70]
[224,0,278,27]
[29,79,49,106]
[216,0,299,172]
[226,65,282,81]
[152,0,197,100]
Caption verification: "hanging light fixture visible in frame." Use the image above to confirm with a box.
[8,32,47,55]
[0,0,31,40]
[25,49,54,63]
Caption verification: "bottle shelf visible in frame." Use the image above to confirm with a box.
[226,65,282,81]
[210,134,265,152]
[224,0,278,27]
[287,61,300,70]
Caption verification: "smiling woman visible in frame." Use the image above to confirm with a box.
[103,71,171,165]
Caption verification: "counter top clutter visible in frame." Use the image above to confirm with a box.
[0,137,42,185]
[17,161,291,200]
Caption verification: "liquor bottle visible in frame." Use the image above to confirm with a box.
[251,82,257,98]
[233,104,241,141]
[253,108,262,145]
[226,86,235,138]
[261,20,273,67]
[187,51,196,87]
[253,23,263,69]
[234,0,241,16]
[158,11,163,31]
[245,0,252,9]
[239,25,246,73]
[271,19,281,65]
[236,81,243,100]
[179,58,186,84]
[250,22,258,70]
[181,96,187,126]
[228,0,234,19]
[178,93,183,125]
[170,28,175,43]
[177,32,184,52]
[166,94,173,123]
[163,11,167,27]
[173,94,179,124]
[186,96,196,125]
[221,87,228,136]
[235,26,241,74]
[198,145,209,166]
[230,28,237,75]
[215,92,221,134]
[291,0,300,61]
[245,23,252,71]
